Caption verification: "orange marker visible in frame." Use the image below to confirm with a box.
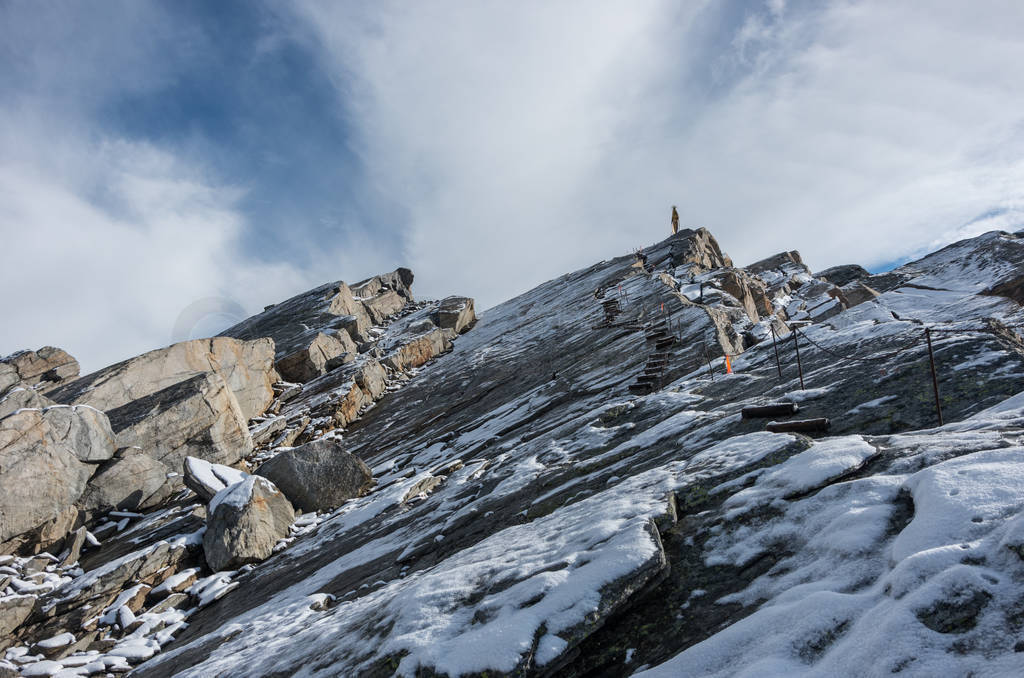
[725,355,733,374]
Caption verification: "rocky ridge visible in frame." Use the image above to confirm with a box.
[4,228,1024,676]
[0,269,474,675]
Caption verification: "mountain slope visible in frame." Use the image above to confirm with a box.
[130,228,1024,677]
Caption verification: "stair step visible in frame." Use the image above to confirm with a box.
[629,383,653,394]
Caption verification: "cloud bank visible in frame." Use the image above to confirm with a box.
[2,1,1023,371]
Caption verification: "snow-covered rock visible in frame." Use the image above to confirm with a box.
[203,477,294,572]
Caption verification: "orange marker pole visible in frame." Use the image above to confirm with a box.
[725,355,732,374]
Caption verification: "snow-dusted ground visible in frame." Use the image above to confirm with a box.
[10,228,1024,678]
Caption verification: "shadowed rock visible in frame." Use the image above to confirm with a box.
[255,438,373,513]
[104,372,253,477]
[815,264,871,287]
[76,449,172,516]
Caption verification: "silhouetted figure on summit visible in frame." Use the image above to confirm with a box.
[671,206,679,234]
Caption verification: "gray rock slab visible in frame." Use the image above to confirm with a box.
[255,438,373,512]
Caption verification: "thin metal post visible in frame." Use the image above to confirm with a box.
[770,324,783,378]
[702,344,715,381]
[792,328,805,390]
[925,328,943,426]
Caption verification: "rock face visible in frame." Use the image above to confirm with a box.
[815,263,871,287]
[203,477,294,571]
[76,449,172,516]
[0,387,54,420]
[104,372,253,476]
[351,267,415,301]
[383,329,454,372]
[255,439,373,513]
[438,296,477,334]
[746,250,804,274]
[0,347,79,393]
[0,363,18,397]
[50,226,1024,678]
[274,331,356,383]
[221,270,417,383]
[0,595,35,649]
[0,405,115,548]
[47,337,276,422]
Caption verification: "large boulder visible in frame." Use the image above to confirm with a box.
[437,296,476,334]
[274,331,357,383]
[76,450,172,516]
[203,477,294,571]
[0,347,79,393]
[105,372,253,478]
[47,337,276,422]
[0,405,115,549]
[255,438,373,513]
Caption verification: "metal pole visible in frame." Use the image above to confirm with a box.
[770,324,783,378]
[925,328,943,426]
[792,328,805,390]
[702,344,715,381]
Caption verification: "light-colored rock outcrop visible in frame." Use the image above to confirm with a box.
[0,363,18,397]
[383,329,454,372]
[354,359,388,400]
[255,439,373,513]
[0,387,54,420]
[669,227,732,271]
[351,268,414,301]
[362,289,407,325]
[48,337,277,422]
[203,477,294,571]
[0,347,79,393]
[275,331,356,383]
[0,405,115,548]
[104,372,253,477]
[76,450,172,515]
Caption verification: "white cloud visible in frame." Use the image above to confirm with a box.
[292,0,1024,306]
[0,125,310,371]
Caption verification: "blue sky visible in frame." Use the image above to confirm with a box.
[2,1,1024,371]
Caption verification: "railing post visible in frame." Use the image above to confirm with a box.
[925,328,943,426]
[770,324,782,378]
[792,328,805,390]
[702,344,715,381]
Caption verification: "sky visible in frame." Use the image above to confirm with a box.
[2,0,1024,372]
